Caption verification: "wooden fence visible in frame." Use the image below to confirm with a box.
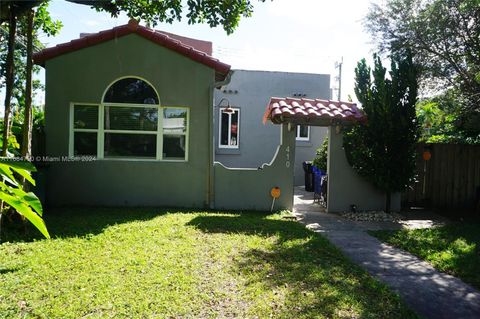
[402,143,480,212]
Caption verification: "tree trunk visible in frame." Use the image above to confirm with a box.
[21,9,34,160]
[385,191,391,214]
[2,5,17,156]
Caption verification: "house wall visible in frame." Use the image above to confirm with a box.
[213,70,329,185]
[44,33,215,207]
[327,127,401,212]
[214,124,296,211]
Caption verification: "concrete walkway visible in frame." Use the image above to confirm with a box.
[293,187,480,319]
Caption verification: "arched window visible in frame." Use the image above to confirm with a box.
[103,77,159,104]
[70,76,189,161]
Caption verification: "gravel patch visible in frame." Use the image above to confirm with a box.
[341,211,404,222]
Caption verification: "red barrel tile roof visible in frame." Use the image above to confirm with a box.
[263,97,366,125]
[33,19,230,81]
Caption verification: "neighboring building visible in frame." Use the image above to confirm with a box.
[214,70,330,185]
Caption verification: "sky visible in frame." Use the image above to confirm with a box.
[9,0,381,107]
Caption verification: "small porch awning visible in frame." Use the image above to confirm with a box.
[263,97,366,126]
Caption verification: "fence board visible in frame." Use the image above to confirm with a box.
[402,143,480,212]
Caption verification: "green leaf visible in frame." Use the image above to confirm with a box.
[0,158,37,186]
[0,158,37,172]
[6,186,43,217]
[0,163,19,186]
[0,191,49,239]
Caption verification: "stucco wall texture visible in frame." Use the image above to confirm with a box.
[327,127,401,212]
[45,34,214,207]
[213,70,329,186]
[214,124,295,211]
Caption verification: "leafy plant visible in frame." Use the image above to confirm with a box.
[416,91,480,144]
[312,137,328,172]
[366,0,480,138]
[343,53,419,213]
[0,158,49,240]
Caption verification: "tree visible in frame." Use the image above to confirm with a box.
[66,0,267,34]
[416,92,480,143]
[343,53,419,213]
[0,1,61,157]
[366,0,480,138]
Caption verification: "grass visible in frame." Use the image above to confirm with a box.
[370,223,480,290]
[0,208,417,318]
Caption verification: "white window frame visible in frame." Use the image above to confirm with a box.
[69,103,189,162]
[69,103,100,158]
[218,107,240,149]
[296,125,310,141]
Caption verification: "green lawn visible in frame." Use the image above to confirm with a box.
[1,208,417,318]
[371,223,480,290]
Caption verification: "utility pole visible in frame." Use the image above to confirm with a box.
[334,57,343,101]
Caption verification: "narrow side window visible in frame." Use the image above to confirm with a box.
[219,108,240,149]
[71,104,99,156]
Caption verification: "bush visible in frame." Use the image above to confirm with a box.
[313,137,328,172]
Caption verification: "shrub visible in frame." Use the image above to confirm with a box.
[313,137,328,172]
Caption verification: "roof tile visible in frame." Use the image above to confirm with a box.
[33,19,230,80]
[263,97,365,125]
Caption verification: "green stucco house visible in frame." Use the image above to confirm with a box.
[34,19,233,208]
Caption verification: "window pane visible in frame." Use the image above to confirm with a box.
[74,132,97,156]
[104,106,158,131]
[220,112,229,146]
[298,125,309,138]
[230,111,239,146]
[74,105,98,129]
[163,135,186,160]
[219,109,239,147]
[104,133,156,158]
[103,78,159,104]
[163,108,187,134]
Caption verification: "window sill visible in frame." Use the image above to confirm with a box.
[69,157,188,163]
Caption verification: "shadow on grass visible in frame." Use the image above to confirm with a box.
[0,266,21,274]
[0,208,278,244]
[0,207,173,243]
[188,215,417,318]
[187,214,311,242]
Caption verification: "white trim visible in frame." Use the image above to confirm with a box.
[70,104,190,162]
[69,103,74,157]
[296,125,310,141]
[73,129,99,133]
[104,130,158,134]
[97,158,187,163]
[97,105,105,159]
[104,102,159,108]
[156,107,162,160]
[70,103,101,158]
[162,106,189,161]
[218,107,240,149]
[101,76,161,106]
[69,77,192,162]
